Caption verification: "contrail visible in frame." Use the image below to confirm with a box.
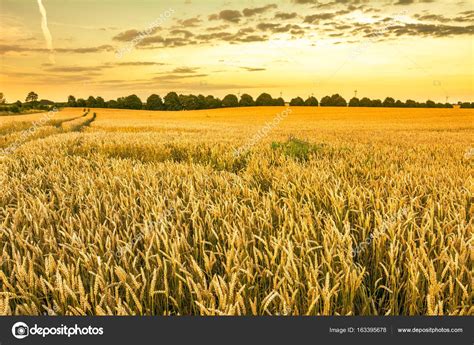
[36,0,55,63]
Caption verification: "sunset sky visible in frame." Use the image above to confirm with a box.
[1,0,473,103]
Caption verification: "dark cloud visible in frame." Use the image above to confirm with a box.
[242,4,277,17]
[171,67,200,73]
[116,61,166,66]
[209,10,242,23]
[169,29,194,38]
[240,67,266,71]
[388,23,474,37]
[257,23,303,33]
[0,44,114,55]
[177,17,202,27]
[113,27,159,42]
[206,25,230,31]
[274,12,298,20]
[303,13,337,23]
[112,29,140,42]
[44,66,108,73]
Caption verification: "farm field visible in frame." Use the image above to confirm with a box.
[0,106,472,316]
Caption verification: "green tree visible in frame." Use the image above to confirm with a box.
[179,94,199,110]
[239,94,255,107]
[67,95,76,107]
[146,94,163,110]
[86,96,97,108]
[290,97,305,106]
[123,94,143,109]
[273,97,285,106]
[0,92,6,104]
[25,91,39,103]
[222,94,239,107]
[255,93,273,106]
[96,97,106,108]
[320,95,331,106]
[107,100,118,109]
[371,99,382,107]
[76,98,86,107]
[359,97,372,107]
[304,96,318,106]
[382,97,395,107]
[348,97,360,107]
[164,92,182,110]
[205,95,221,109]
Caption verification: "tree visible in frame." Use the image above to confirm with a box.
[255,93,273,106]
[25,91,39,103]
[0,92,6,104]
[76,98,86,107]
[348,97,360,107]
[382,97,395,107]
[320,95,332,106]
[425,100,435,108]
[107,100,118,109]
[204,95,221,109]
[394,100,404,107]
[96,97,106,108]
[123,94,143,109]
[273,97,285,106]
[359,97,372,107]
[196,94,207,109]
[179,94,199,110]
[222,94,239,107]
[164,92,182,110]
[371,99,382,107]
[15,100,22,108]
[405,99,418,108]
[146,94,163,110]
[86,96,97,108]
[289,97,305,106]
[321,94,347,106]
[67,95,76,107]
[304,96,318,106]
[239,94,255,107]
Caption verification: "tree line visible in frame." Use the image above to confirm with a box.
[1,91,474,115]
[66,92,286,111]
[66,92,474,110]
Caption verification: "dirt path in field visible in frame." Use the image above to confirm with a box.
[0,110,97,155]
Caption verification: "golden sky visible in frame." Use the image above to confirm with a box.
[1,0,473,103]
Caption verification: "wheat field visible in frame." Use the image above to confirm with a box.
[0,106,472,316]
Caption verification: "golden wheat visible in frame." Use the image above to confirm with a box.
[0,106,472,315]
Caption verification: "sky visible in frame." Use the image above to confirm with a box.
[0,0,473,103]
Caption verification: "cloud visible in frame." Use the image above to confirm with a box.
[303,13,337,23]
[169,29,194,38]
[388,23,474,37]
[116,61,166,66]
[171,67,200,73]
[113,29,141,42]
[242,4,277,17]
[394,0,414,4]
[240,67,266,71]
[0,44,114,55]
[209,10,242,23]
[177,17,202,27]
[113,27,160,42]
[44,66,108,73]
[274,12,298,20]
